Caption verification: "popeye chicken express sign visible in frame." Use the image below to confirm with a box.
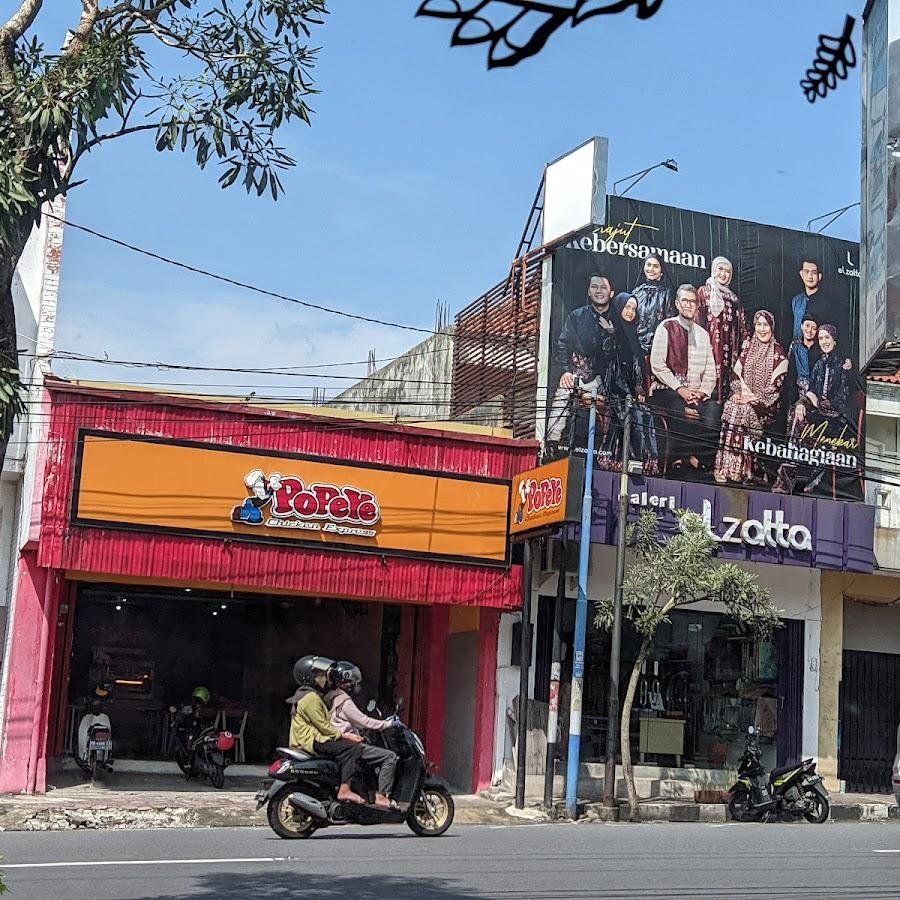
[586,471,875,573]
[72,432,512,565]
[509,457,583,536]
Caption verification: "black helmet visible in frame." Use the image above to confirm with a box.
[329,661,363,696]
[293,655,335,689]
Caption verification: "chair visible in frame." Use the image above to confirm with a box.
[231,711,249,763]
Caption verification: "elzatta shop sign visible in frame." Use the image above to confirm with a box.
[72,432,511,565]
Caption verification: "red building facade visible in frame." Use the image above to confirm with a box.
[0,381,535,794]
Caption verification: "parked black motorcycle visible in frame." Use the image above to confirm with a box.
[256,706,454,839]
[168,705,234,789]
[728,726,830,823]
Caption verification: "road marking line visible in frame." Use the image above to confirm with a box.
[873,850,900,854]
[3,857,289,870]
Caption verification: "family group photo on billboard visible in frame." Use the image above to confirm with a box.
[546,198,865,501]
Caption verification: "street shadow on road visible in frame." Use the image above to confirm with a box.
[144,871,478,899]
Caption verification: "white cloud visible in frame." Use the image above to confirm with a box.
[54,281,426,403]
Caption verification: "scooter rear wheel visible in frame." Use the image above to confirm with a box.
[407,786,454,837]
[727,789,759,822]
[267,784,317,840]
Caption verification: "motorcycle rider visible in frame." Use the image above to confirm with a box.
[288,655,366,805]
[325,661,399,810]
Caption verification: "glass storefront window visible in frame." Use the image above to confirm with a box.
[583,608,781,770]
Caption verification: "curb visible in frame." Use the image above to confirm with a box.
[0,803,518,832]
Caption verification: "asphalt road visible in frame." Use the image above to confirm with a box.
[2,821,899,899]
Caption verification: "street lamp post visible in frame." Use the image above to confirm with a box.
[602,397,633,811]
[612,159,678,197]
[564,381,598,819]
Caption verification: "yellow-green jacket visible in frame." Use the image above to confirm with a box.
[289,687,342,754]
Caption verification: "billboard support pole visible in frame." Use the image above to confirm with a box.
[602,396,632,811]
[514,536,533,810]
[565,382,597,818]
[543,535,567,809]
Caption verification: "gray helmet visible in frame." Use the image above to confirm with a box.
[329,661,363,696]
[293,655,335,689]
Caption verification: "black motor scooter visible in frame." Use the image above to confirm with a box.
[168,705,235,789]
[256,704,454,839]
[728,725,830,823]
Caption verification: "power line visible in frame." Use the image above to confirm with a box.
[47,214,437,336]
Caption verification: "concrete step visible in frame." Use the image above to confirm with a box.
[500,767,730,802]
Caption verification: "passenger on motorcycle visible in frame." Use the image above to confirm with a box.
[288,655,366,805]
[325,661,399,810]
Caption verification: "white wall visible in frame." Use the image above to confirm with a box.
[843,599,900,654]
[0,199,64,731]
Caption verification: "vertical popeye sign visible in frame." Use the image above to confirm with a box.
[510,457,583,537]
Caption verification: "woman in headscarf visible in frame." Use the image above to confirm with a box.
[631,254,673,355]
[713,310,788,484]
[790,323,851,436]
[599,293,659,473]
[775,324,855,495]
[697,256,748,404]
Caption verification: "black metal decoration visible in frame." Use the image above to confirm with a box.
[800,14,857,103]
[416,0,666,69]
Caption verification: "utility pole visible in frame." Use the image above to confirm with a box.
[565,381,598,819]
[543,536,567,809]
[602,397,632,811]
[514,537,533,809]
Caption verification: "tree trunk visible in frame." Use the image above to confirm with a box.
[620,637,651,821]
[0,210,38,468]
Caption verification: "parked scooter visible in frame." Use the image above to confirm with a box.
[76,683,114,782]
[168,703,235,789]
[256,701,454,839]
[728,725,830,823]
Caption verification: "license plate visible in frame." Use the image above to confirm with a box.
[88,740,112,750]
[255,790,268,809]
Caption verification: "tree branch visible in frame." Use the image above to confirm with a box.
[61,0,100,60]
[65,121,158,177]
[1,0,43,42]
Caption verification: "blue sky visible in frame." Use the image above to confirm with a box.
[20,0,866,397]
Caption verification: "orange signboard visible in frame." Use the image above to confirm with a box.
[509,457,583,535]
[73,433,511,564]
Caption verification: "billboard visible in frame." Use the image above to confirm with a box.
[73,432,511,564]
[544,197,865,502]
[861,0,890,370]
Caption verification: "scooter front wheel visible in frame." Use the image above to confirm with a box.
[266,784,317,839]
[210,763,225,790]
[407,786,454,837]
[802,790,830,824]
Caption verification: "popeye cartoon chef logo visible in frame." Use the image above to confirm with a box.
[231,468,282,525]
[231,469,381,529]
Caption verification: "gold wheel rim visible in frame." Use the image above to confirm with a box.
[415,791,449,831]
[277,796,313,834]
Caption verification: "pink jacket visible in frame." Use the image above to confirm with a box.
[328,690,391,735]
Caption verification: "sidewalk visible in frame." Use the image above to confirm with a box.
[494,787,900,824]
[0,771,512,832]
[2,771,896,831]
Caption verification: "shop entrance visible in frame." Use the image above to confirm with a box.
[62,584,401,765]
[553,606,802,772]
[839,649,900,793]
